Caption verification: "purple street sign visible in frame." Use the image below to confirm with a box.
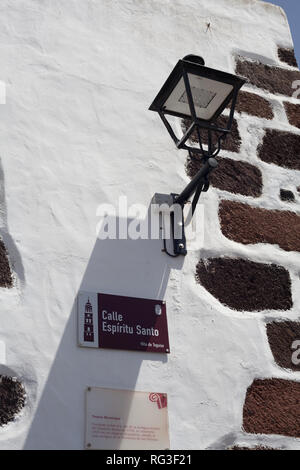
[78,291,170,354]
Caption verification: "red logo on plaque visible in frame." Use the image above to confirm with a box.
[149,393,168,409]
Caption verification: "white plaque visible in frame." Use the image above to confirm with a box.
[85,387,170,450]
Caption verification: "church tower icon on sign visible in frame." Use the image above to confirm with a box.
[84,298,94,342]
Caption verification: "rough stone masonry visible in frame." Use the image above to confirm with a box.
[191,43,300,444]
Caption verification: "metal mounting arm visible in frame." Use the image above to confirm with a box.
[174,158,218,206]
[168,157,218,256]
[152,158,218,257]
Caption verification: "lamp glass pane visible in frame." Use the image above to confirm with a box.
[164,73,233,121]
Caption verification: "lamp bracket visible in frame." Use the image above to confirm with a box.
[202,178,210,192]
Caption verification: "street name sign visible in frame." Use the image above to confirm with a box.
[78,291,170,353]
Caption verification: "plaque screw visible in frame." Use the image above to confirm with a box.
[87,443,91,448]
[87,387,91,392]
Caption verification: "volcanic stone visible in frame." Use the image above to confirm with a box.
[280,189,295,202]
[284,102,300,130]
[186,155,262,197]
[230,446,275,451]
[278,47,298,68]
[0,240,12,287]
[236,58,300,97]
[266,322,300,371]
[219,199,300,252]
[0,376,26,426]
[243,379,300,438]
[196,257,292,311]
[231,91,274,120]
[258,128,300,170]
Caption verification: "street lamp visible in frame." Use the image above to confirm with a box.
[150,55,245,256]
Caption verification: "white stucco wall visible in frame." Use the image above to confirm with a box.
[0,0,298,449]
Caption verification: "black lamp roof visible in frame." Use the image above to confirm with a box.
[149,58,246,122]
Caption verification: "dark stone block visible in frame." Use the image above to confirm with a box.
[219,200,300,252]
[267,321,300,371]
[236,58,300,97]
[196,257,292,311]
[243,379,300,438]
[278,47,298,68]
[258,129,300,171]
[284,102,300,130]
[0,376,26,426]
[280,189,295,202]
[230,91,274,120]
[186,155,262,198]
[0,240,12,287]
[229,446,275,451]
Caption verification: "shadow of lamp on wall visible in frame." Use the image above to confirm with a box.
[149,55,245,257]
